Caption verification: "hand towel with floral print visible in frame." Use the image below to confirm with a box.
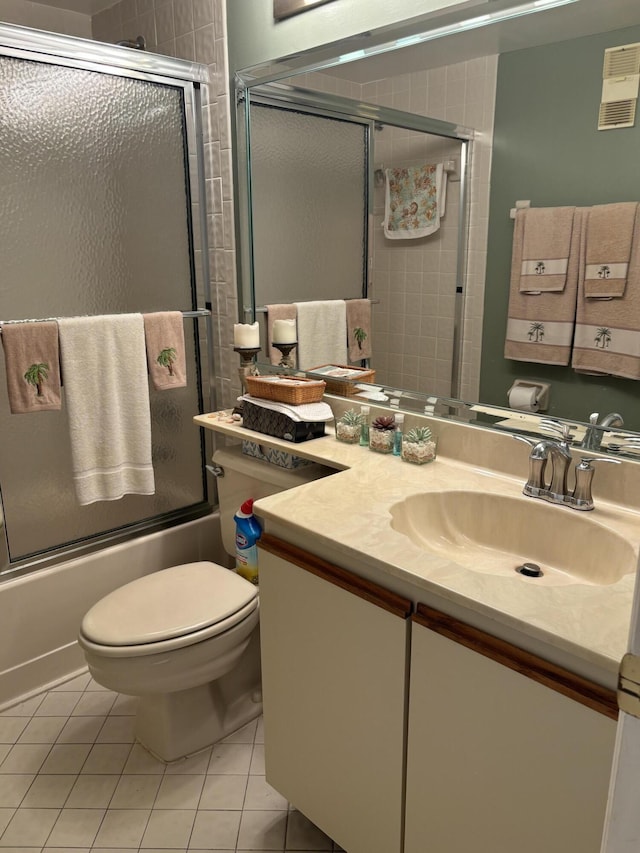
[383,163,446,239]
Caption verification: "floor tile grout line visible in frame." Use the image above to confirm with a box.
[1,677,339,853]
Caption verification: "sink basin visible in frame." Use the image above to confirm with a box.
[389,490,636,586]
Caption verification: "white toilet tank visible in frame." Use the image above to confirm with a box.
[213,445,334,557]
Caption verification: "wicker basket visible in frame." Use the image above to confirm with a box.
[308,364,376,396]
[244,374,326,405]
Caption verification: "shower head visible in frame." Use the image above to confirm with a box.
[117,35,146,50]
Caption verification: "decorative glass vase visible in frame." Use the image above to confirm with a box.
[335,420,362,444]
[401,437,437,465]
[369,427,394,454]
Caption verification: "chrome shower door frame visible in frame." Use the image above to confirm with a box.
[0,23,214,579]
[234,79,472,398]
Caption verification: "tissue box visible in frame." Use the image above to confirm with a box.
[242,441,313,469]
[242,400,326,443]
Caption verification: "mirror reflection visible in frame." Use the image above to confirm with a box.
[236,0,640,451]
[246,91,468,400]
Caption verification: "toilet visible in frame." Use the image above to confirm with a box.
[78,445,331,762]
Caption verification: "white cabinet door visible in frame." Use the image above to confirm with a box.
[601,555,640,853]
[406,607,617,853]
[258,537,411,853]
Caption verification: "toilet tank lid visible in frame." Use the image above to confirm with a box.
[80,562,258,647]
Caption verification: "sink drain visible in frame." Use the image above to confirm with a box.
[516,562,544,578]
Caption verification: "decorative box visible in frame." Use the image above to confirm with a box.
[242,400,326,443]
[241,441,313,469]
[308,364,376,396]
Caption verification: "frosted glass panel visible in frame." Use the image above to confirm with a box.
[250,103,366,306]
[0,56,205,564]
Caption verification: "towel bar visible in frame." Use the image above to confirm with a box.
[0,309,211,333]
[248,300,379,315]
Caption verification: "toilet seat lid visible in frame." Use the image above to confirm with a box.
[81,562,258,647]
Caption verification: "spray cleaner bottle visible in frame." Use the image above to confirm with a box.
[234,499,262,585]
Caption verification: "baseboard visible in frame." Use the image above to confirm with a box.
[0,641,87,710]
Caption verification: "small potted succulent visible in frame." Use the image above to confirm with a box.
[335,408,364,444]
[369,414,396,453]
[401,426,437,464]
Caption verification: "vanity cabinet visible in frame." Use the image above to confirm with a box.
[404,605,618,853]
[257,535,412,853]
[257,534,619,853]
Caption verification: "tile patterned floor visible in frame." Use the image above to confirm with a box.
[0,673,342,852]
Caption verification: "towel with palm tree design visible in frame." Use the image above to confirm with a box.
[1,321,61,413]
[345,298,372,361]
[505,208,584,366]
[142,311,187,390]
[572,205,640,379]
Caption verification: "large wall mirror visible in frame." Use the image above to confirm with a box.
[234,0,640,456]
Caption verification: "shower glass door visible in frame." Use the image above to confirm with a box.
[0,34,211,575]
[248,101,368,310]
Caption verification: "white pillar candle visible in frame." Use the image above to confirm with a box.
[272,318,297,343]
[234,322,260,348]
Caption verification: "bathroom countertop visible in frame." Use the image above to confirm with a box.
[195,410,640,688]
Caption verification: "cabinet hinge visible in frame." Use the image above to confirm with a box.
[618,653,640,718]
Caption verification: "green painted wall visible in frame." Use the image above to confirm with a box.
[480,25,640,427]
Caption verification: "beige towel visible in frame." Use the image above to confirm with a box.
[58,315,155,505]
[504,209,583,365]
[266,303,297,367]
[1,321,61,413]
[572,208,640,379]
[142,311,187,390]
[295,300,348,369]
[584,202,638,298]
[346,299,372,362]
[519,207,576,292]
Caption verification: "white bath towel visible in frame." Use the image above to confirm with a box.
[294,300,348,369]
[58,314,155,505]
[241,395,334,422]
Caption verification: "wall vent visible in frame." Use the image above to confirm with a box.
[598,42,640,130]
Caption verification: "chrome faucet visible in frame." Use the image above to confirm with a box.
[514,434,572,503]
[580,412,624,452]
[513,433,621,510]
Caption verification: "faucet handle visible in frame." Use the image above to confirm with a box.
[571,456,622,511]
[577,456,622,468]
[540,419,575,445]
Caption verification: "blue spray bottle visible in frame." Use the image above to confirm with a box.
[234,499,262,585]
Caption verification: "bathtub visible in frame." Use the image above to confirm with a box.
[0,513,222,709]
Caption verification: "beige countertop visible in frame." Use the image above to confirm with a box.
[195,410,640,688]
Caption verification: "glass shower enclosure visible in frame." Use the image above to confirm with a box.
[0,24,213,578]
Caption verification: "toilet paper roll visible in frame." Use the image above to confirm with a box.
[508,385,539,412]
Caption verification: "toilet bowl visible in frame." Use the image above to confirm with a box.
[78,444,332,762]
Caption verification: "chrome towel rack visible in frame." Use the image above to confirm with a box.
[0,309,211,333]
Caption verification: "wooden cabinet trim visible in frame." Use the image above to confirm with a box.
[413,604,618,720]
[258,534,412,619]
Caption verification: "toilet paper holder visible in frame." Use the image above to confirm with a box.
[507,379,550,413]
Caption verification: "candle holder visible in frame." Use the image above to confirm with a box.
[234,346,261,396]
[273,340,298,369]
